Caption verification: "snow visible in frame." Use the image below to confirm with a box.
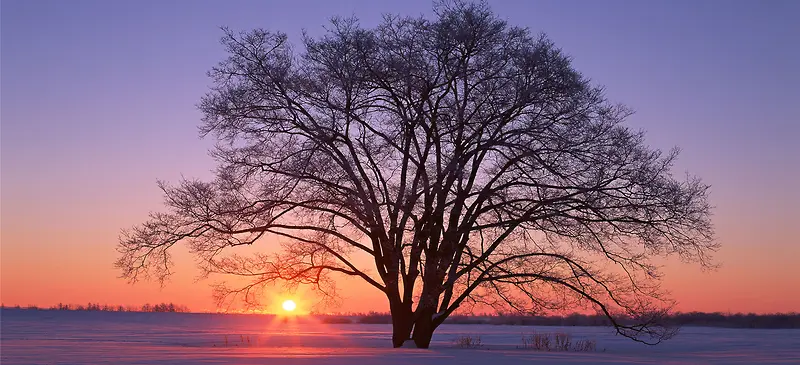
[2,309,799,364]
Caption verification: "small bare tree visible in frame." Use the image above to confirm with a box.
[117,1,716,348]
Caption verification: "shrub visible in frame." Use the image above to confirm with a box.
[573,339,597,352]
[453,335,482,349]
[554,332,571,351]
[520,332,597,352]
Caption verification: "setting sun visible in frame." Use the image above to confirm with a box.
[282,300,297,312]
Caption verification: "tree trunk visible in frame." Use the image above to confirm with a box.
[389,298,412,348]
[412,306,436,348]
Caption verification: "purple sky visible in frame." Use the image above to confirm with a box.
[2,0,798,312]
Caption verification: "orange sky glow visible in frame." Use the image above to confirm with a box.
[1,198,798,314]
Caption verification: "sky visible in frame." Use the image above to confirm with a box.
[2,0,798,314]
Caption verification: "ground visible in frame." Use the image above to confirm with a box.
[2,309,798,364]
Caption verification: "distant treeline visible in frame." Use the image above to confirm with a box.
[4,305,797,328]
[1,302,190,313]
[317,311,800,329]
[666,312,799,329]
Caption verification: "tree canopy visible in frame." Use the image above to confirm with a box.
[117,1,716,348]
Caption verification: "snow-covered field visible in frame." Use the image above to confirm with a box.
[2,309,798,364]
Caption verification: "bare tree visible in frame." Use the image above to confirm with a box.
[117,1,716,348]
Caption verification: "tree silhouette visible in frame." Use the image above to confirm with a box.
[117,1,716,348]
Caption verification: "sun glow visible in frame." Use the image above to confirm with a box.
[282,300,297,312]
